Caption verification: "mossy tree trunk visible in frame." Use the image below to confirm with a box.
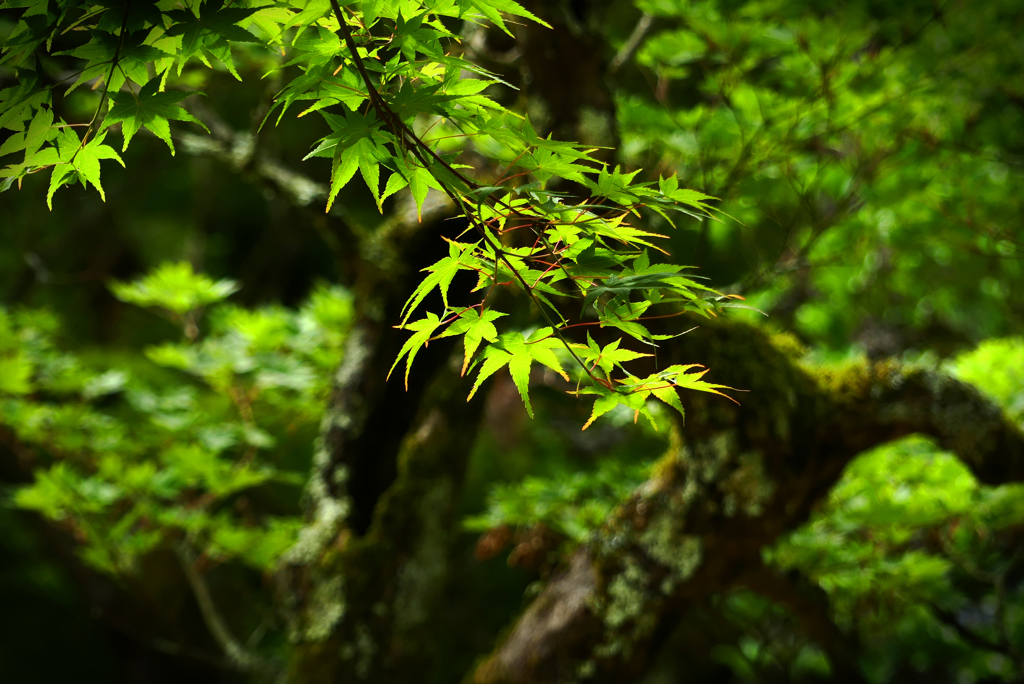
[275,188,490,682]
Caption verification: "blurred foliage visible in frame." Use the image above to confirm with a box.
[2,264,352,576]
[952,338,1024,423]
[617,0,1024,354]
[462,385,676,541]
[758,345,1024,682]
[464,459,650,541]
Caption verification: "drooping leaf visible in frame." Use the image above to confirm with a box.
[388,313,444,390]
[467,328,569,418]
[102,79,208,154]
[442,307,507,375]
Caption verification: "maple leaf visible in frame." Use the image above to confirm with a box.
[571,334,651,380]
[574,363,737,430]
[467,328,569,418]
[399,240,479,324]
[304,111,394,212]
[46,130,123,209]
[56,30,173,94]
[388,313,444,391]
[102,79,208,154]
[440,308,507,375]
[458,0,549,36]
[0,104,55,168]
[325,137,388,212]
[575,385,653,431]
[656,364,738,404]
[0,76,49,134]
[165,0,260,74]
[582,271,687,315]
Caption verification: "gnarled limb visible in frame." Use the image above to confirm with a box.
[473,321,1024,683]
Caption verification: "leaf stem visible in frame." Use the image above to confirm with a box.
[79,0,130,153]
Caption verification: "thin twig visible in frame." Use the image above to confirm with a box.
[79,0,130,151]
[610,13,653,73]
[176,542,276,677]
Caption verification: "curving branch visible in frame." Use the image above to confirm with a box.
[167,100,370,284]
[176,542,277,678]
[610,13,653,73]
[472,320,1024,684]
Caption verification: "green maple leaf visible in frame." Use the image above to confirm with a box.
[362,0,387,27]
[306,111,389,212]
[467,328,569,418]
[391,81,448,121]
[388,313,444,390]
[571,334,651,379]
[577,364,737,430]
[458,0,549,36]
[0,76,49,131]
[324,137,387,212]
[657,364,737,404]
[56,30,173,94]
[648,174,718,225]
[402,159,445,221]
[441,307,507,375]
[325,140,359,213]
[576,385,653,431]
[46,131,124,209]
[380,172,408,204]
[399,240,478,324]
[102,79,208,154]
[165,0,260,73]
[582,271,683,314]
[0,105,54,162]
[587,164,644,204]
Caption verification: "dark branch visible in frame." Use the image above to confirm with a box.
[176,542,277,677]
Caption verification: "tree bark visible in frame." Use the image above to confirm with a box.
[258,161,517,679]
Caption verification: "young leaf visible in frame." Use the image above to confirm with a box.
[165,0,260,73]
[72,133,125,201]
[467,329,569,418]
[659,364,738,404]
[388,313,444,390]
[572,334,652,379]
[326,145,360,212]
[441,308,507,375]
[102,79,208,154]
[399,240,476,324]
[578,386,650,430]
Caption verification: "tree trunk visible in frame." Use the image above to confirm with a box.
[277,3,629,680]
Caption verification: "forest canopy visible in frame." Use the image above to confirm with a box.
[1,1,1023,683]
